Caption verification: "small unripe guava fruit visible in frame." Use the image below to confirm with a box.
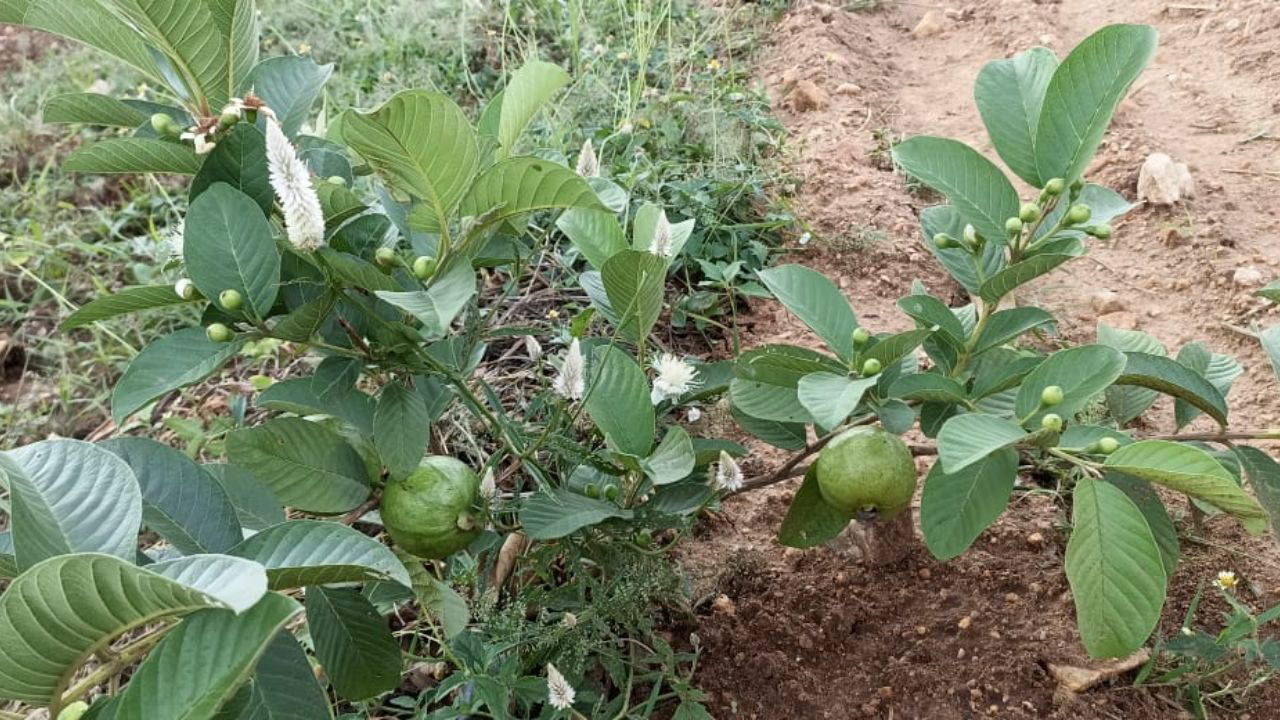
[1041,385,1064,407]
[1041,413,1063,432]
[584,483,600,499]
[815,426,916,520]
[150,113,177,137]
[375,247,397,268]
[380,456,482,560]
[413,255,437,280]
[861,358,882,376]
[219,288,244,311]
[604,484,621,502]
[218,110,240,129]
[206,323,234,343]
[1085,224,1112,239]
[1019,203,1042,223]
[634,529,653,548]
[1066,204,1091,225]
[326,175,347,186]
[1096,437,1120,455]
[852,327,871,347]
[1043,178,1066,196]
[933,233,956,249]
[1005,217,1024,235]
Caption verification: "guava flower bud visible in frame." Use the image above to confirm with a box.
[412,255,437,280]
[1005,217,1024,235]
[1040,385,1064,406]
[852,327,871,347]
[1065,204,1091,225]
[150,112,179,137]
[1095,437,1119,455]
[933,233,957,249]
[375,247,397,268]
[1019,203,1042,223]
[962,224,979,246]
[1043,178,1065,196]
[206,323,233,343]
[218,110,240,130]
[174,278,198,300]
[584,483,600,499]
[861,358,882,376]
[219,288,244,311]
[1040,413,1063,432]
[1084,223,1112,239]
[604,484,620,502]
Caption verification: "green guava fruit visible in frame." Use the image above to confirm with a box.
[815,426,916,520]
[380,456,482,559]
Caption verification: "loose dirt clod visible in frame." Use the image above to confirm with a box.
[1048,650,1151,693]
[1137,152,1196,205]
[791,79,829,111]
[912,10,946,38]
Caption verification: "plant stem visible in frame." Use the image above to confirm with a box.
[53,622,175,715]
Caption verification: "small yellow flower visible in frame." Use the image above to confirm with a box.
[707,58,722,70]
[297,42,312,55]
[1215,571,1238,590]
[637,117,651,129]
[546,309,560,320]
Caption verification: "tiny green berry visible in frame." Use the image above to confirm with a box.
[219,288,244,311]
[57,701,90,720]
[1019,203,1042,223]
[852,327,871,347]
[150,112,177,137]
[1096,437,1120,455]
[1041,413,1063,432]
[218,110,240,130]
[584,483,600,499]
[206,323,234,343]
[604,485,621,502]
[1065,204,1092,225]
[413,255,437,280]
[1005,217,1024,235]
[933,233,956,249]
[326,175,347,186]
[1085,223,1112,239]
[634,529,653,548]
[375,247,397,268]
[1043,178,1065,196]
[1040,385,1064,407]
[861,358,882,376]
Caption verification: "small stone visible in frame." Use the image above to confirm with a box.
[798,633,815,649]
[712,594,736,616]
[958,615,972,630]
[835,82,863,96]
[1137,153,1196,205]
[1027,532,1045,547]
[878,686,894,699]
[1099,311,1139,330]
[1005,593,1020,603]
[918,567,932,580]
[916,625,929,635]
[1090,290,1127,314]
[1233,266,1266,287]
[912,10,946,38]
[958,647,966,659]
[791,80,829,112]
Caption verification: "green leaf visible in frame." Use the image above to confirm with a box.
[1035,24,1158,184]
[896,294,964,347]
[63,137,201,174]
[148,554,270,612]
[644,427,695,485]
[877,398,916,435]
[864,328,935,368]
[4,440,142,569]
[42,92,149,126]
[519,487,634,540]
[306,587,401,700]
[236,632,334,720]
[730,345,845,424]
[1174,342,1241,429]
[975,46,1057,187]
[557,208,627,270]
[797,373,876,429]
[1256,280,1280,304]
[757,264,858,360]
[114,593,302,720]
[1105,472,1179,577]
[458,156,604,230]
[204,463,286,532]
[1233,446,1280,542]
[972,307,1055,355]
[317,249,400,292]
[226,418,370,514]
[374,258,477,337]
[632,203,695,258]
[258,378,376,435]
[921,448,1018,560]
[1059,424,1132,451]
[1014,344,1126,429]
[584,345,655,457]
[243,56,333,138]
[191,124,273,215]
[919,205,1006,295]
[1066,475,1167,658]
[1112,352,1229,427]
[731,406,806,451]
[601,249,666,343]
[112,326,245,424]
[1098,324,1165,424]
[778,465,849,548]
[0,533,13,580]
[1104,441,1268,534]
[8,0,160,80]
[1258,324,1280,387]
[101,437,242,555]
[496,60,570,158]
[0,553,267,706]
[399,553,468,638]
[342,90,479,232]
[269,291,337,343]
[373,381,431,479]
[112,0,230,106]
[231,520,410,589]
[184,183,281,318]
[61,284,191,329]
[888,372,968,405]
[978,239,1083,304]
[214,0,259,102]
[891,136,1021,243]
[937,414,1027,474]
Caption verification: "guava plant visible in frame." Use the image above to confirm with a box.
[0,2,730,718]
[729,23,1280,660]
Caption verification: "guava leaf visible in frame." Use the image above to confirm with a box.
[921,448,1018,560]
[892,136,1020,244]
[779,466,849,548]
[975,46,1057,187]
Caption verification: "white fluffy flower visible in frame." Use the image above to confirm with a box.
[525,335,544,361]
[265,117,325,251]
[174,278,196,300]
[553,338,586,401]
[1215,570,1238,590]
[576,138,599,178]
[546,663,576,711]
[479,467,497,501]
[713,450,744,492]
[650,353,699,404]
[648,211,674,258]
[180,127,218,155]
[686,407,702,423]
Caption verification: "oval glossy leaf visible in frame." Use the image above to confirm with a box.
[111,0,229,106]
[184,182,281,318]
[62,284,192,330]
[731,406,806,451]
[601,249,667,344]
[975,46,1057,187]
[1113,352,1228,427]
[889,372,969,406]
[972,307,1056,356]
[557,207,627,270]
[203,463,286,532]
[1104,441,1268,534]
[114,593,302,720]
[937,414,1026,474]
[112,327,246,424]
[43,92,150,126]
[231,520,411,590]
[1105,472,1179,577]
[1098,324,1164,424]
[978,241,1082,304]
[864,328,935,368]
[1174,342,1242,429]
[920,205,1006,295]
[147,555,271,614]
[921,447,1018,561]
[63,137,202,174]
[644,427,696,485]
[373,381,431,479]
[1035,24,1158,184]
[0,553,267,706]
[225,418,370,513]
[374,258,477,337]
[307,587,403,701]
[1066,476,1167,658]
[190,124,272,215]
[4,440,141,569]
[891,135,1020,244]
[243,56,334,138]
[520,488,634,540]
[496,60,571,158]
[458,156,604,231]
[778,465,849,549]
[1014,344,1126,429]
[101,437,242,555]
[236,632,334,720]
[757,264,857,360]
[797,373,876,430]
[897,294,964,347]
[584,345,654,458]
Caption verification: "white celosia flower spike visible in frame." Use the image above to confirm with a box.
[479,467,497,501]
[546,664,576,711]
[648,211,674,258]
[576,138,599,178]
[650,353,699,404]
[553,338,586,401]
[713,450,744,492]
[265,117,326,251]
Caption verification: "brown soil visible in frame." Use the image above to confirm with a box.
[684,1,1280,718]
